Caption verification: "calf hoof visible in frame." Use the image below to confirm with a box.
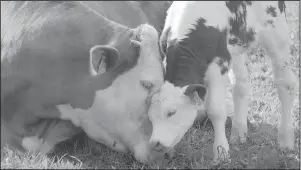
[212,143,230,167]
[164,149,176,160]
[212,155,231,167]
[212,146,231,167]
[230,121,247,144]
[278,127,295,150]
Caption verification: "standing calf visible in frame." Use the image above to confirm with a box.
[147,1,298,163]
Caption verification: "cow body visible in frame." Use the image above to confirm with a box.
[148,1,298,163]
[80,1,169,32]
[1,1,165,163]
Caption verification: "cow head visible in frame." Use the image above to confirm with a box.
[147,81,207,152]
[71,30,142,110]
[84,24,166,163]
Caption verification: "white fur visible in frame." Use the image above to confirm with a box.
[21,135,43,151]
[57,24,164,163]
[162,56,167,72]
[58,105,81,127]
[204,59,229,161]
[151,1,297,162]
[229,54,250,143]
[164,1,231,41]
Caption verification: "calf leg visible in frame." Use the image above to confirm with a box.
[205,58,230,162]
[258,24,297,149]
[229,54,251,143]
[272,61,296,149]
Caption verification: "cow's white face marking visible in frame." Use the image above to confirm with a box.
[148,82,202,148]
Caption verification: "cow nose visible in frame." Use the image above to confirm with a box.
[150,141,167,152]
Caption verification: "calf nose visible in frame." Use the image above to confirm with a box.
[150,140,167,152]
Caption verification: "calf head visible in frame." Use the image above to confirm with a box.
[148,81,207,152]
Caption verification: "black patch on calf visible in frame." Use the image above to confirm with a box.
[278,1,286,13]
[226,1,255,47]
[164,17,231,88]
[264,20,275,28]
[216,58,229,75]
[228,37,239,45]
[266,6,277,17]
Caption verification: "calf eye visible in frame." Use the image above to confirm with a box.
[167,110,176,117]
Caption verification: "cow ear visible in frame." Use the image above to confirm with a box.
[89,45,120,75]
[183,84,207,103]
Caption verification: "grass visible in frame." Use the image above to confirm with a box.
[1,1,300,169]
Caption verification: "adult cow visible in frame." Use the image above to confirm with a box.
[80,1,170,33]
[1,1,166,163]
[147,1,298,163]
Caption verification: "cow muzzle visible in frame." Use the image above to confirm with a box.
[149,140,169,153]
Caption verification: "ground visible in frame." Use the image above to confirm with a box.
[1,1,299,169]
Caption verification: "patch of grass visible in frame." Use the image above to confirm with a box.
[1,2,299,169]
[1,145,82,169]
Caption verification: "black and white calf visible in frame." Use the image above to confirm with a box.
[147,1,298,162]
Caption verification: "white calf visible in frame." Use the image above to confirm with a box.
[148,1,298,162]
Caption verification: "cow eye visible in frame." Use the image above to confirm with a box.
[167,110,176,117]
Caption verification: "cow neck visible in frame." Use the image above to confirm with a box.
[79,1,129,40]
[66,4,133,109]
[68,69,121,110]
[78,1,134,90]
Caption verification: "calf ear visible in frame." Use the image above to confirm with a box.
[89,45,120,75]
[159,27,171,55]
[183,84,207,103]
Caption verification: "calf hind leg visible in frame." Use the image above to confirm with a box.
[229,54,251,144]
[258,23,297,149]
[268,49,296,149]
